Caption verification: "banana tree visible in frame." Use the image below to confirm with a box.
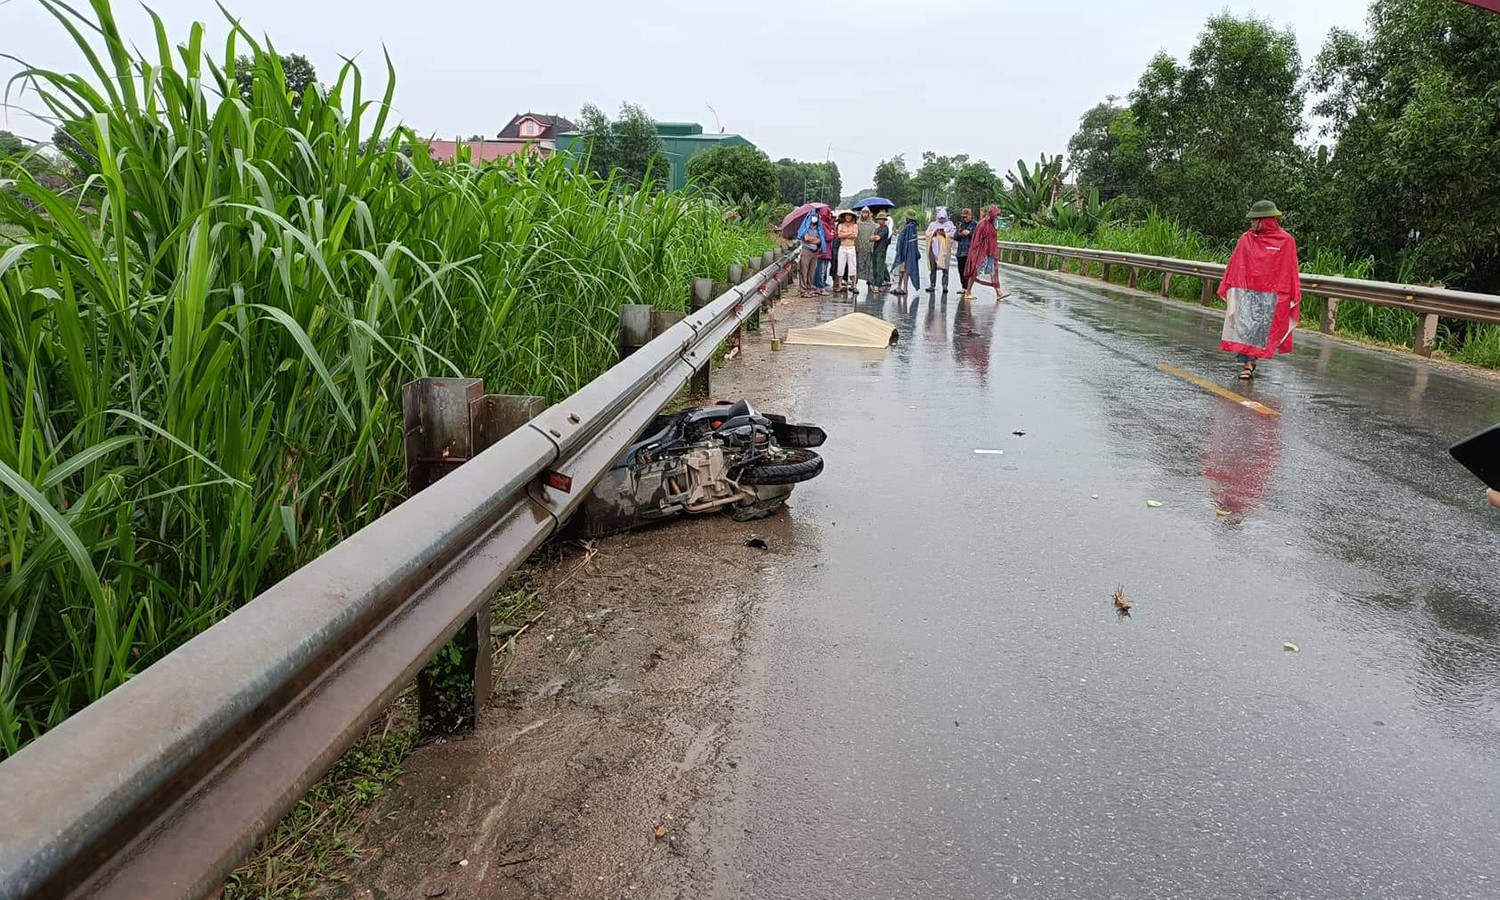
[998,154,1075,225]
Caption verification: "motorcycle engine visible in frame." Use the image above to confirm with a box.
[674,446,742,512]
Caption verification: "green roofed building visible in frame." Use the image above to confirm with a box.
[554,121,754,191]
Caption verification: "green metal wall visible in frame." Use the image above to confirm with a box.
[554,127,754,191]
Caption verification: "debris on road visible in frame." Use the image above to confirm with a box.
[1283,641,1300,653]
[1013,430,1026,436]
[1146,499,1164,508]
[973,448,1004,455]
[745,537,769,550]
[1113,586,1132,616]
[1216,508,1231,517]
[654,825,669,840]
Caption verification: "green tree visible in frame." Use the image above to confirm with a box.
[234,52,318,107]
[774,158,840,205]
[774,158,802,203]
[873,154,913,206]
[686,144,778,203]
[1067,100,1134,196]
[952,160,1000,213]
[48,118,98,179]
[574,102,615,179]
[1308,0,1500,289]
[613,102,664,188]
[1125,14,1306,241]
[818,160,842,206]
[0,130,56,180]
[911,151,967,208]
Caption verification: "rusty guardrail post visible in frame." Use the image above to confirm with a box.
[619,304,654,358]
[623,303,684,358]
[1416,313,1440,357]
[1321,297,1339,334]
[1128,266,1139,289]
[745,257,763,332]
[403,380,543,734]
[1159,271,1173,297]
[653,308,685,339]
[724,264,745,347]
[1200,277,1215,306]
[1102,262,1112,283]
[690,277,714,396]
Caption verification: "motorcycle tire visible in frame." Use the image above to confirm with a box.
[738,448,824,486]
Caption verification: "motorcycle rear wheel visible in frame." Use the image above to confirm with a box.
[738,448,824,485]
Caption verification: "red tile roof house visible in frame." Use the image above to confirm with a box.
[426,112,576,164]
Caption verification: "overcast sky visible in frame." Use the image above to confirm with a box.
[3,0,1371,191]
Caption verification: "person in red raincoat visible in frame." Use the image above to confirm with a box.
[962,205,1010,300]
[1217,200,1301,380]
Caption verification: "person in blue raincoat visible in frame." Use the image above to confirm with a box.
[796,209,824,296]
[890,210,921,295]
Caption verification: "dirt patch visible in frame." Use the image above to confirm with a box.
[322,297,827,899]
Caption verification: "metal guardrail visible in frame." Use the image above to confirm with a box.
[999,241,1500,357]
[0,249,798,900]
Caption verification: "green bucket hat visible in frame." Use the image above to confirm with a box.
[1247,200,1282,219]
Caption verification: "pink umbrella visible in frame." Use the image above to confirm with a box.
[779,202,830,239]
[1453,0,1500,12]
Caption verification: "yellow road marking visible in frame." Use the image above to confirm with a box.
[1155,363,1280,416]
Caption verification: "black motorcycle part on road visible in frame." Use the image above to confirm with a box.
[767,418,827,448]
[737,448,824,485]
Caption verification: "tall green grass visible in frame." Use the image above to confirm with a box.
[0,0,769,755]
[1004,215,1500,363]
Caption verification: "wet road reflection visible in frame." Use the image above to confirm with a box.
[712,267,1500,900]
[1200,397,1283,521]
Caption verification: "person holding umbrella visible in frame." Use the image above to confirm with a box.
[779,201,832,296]
[795,206,825,297]
[1217,200,1301,380]
[856,207,877,290]
[871,211,892,290]
[891,210,921,296]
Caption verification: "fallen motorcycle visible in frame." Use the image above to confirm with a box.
[576,400,826,536]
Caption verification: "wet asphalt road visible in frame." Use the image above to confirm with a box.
[709,266,1500,899]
